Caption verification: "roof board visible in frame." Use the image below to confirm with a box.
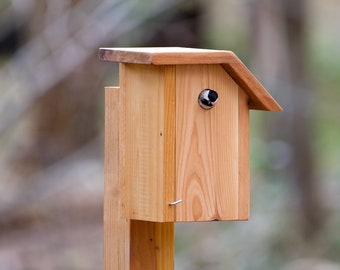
[98,47,282,111]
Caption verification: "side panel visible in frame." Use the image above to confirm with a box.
[238,87,250,220]
[122,64,174,221]
[163,66,176,221]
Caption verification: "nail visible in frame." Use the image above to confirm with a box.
[168,199,182,206]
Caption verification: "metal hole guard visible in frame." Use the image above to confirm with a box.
[168,199,183,206]
[198,89,218,109]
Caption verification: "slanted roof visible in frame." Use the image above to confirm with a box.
[98,47,282,111]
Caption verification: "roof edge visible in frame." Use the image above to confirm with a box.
[220,55,282,111]
[98,47,238,65]
[99,48,153,64]
[98,47,282,112]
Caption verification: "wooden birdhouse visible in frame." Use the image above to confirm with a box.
[99,47,281,270]
[99,47,281,224]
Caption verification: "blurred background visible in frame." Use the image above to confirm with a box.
[0,0,339,269]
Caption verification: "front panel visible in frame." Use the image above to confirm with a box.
[175,64,239,221]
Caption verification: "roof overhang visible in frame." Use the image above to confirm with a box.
[98,47,282,111]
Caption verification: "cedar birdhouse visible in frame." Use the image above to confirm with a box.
[99,47,282,223]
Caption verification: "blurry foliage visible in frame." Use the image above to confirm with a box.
[0,0,340,269]
[310,40,340,179]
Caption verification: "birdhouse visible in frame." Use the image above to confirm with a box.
[99,47,282,223]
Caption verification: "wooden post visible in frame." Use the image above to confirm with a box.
[104,87,130,269]
[104,87,174,270]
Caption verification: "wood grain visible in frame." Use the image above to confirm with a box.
[104,86,130,270]
[130,221,174,270]
[238,87,250,220]
[175,64,239,221]
[122,64,175,222]
[119,63,128,221]
[105,86,174,270]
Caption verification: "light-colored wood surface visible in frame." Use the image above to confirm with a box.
[105,86,174,270]
[175,64,239,221]
[238,87,250,220]
[104,86,130,270]
[124,63,165,221]
[163,66,176,221]
[120,63,251,222]
[98,47,282,112]
[130,221,174,270]
[119,63,129,221]
[122,64,175,221]
[99,47,236,65]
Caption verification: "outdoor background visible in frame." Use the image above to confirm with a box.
[0,0,340,269]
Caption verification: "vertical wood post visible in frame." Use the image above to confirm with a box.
[104,87,130,269]
[104,87,174,270]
